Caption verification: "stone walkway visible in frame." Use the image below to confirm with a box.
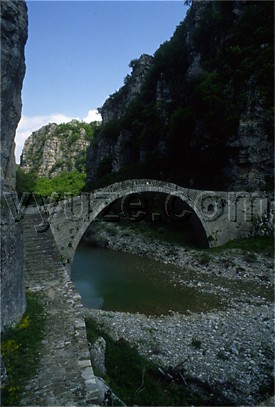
[20,213,99,406]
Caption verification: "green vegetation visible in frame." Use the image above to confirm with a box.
[16,120,101,199]
[16,165,37,195]
[132,223,273,258]
[89,1,274,191]
[16,120,103,198]
[16,168,86,199]
[1,292,46,406]
[35,170,86,197]
[85,318,231,406]
[208,236,274,258]
[54,120,98,143]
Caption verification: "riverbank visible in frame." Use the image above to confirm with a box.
[83,221,274,405]
[83,221,273,304]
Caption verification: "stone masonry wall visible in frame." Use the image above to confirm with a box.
[26,180,273,272]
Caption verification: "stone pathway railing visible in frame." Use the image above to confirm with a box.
[20,213,99,406]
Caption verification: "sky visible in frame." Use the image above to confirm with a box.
[15,0,188,162]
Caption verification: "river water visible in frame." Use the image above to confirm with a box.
[71,243,224,316]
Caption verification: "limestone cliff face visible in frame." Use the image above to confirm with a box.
[0,0,28,331]
[20,120,92,177]
[87,54,154,182]
[227,79,273,191]
[99,54,153,124]
[1,0,28,187]
[87,0,273,191]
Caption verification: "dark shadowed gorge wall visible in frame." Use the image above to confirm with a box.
[1,0,28,331]
[86,0,273,192]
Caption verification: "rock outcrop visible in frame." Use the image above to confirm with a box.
[89,337,107,377]
[99,54,153,124]
[0,0,28,330]
[20,120,95,177]
[87,0,273,191]
[87,54,154,183]
[227,79,274,191]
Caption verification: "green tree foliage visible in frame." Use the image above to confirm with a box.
[16,167,86,198]
[35,170,86,197]
[15,166,37,195]
[129,58,139,69]
[56,121,98,143]
[1,293,46,406]
[89,1,274,190]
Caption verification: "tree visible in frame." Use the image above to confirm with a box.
[129,59,139,70]
[16,166,36,195]
[34,170,86,199]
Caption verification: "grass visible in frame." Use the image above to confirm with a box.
[1,292,46,406]
[85,318,232,406]
[208,236,274,257]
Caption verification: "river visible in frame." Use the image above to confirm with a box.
[71,242,224,316]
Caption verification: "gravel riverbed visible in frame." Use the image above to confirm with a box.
[83,223,274,406]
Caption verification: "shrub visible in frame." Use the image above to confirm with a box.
[1,292,46,406]
[197,253,211,265]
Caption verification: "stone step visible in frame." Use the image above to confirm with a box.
[21,213,99,405]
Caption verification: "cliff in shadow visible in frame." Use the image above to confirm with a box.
[0,0,28,331]
[86,1,273,191]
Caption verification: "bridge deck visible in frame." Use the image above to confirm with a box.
[20,213,99,406]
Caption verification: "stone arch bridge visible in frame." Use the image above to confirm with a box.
[24,179,272,271]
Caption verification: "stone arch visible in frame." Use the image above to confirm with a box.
[38,179,267,270]
[70,180,212,266]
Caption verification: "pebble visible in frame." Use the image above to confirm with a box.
[83,222,274,406]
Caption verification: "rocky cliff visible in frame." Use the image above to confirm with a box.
[98,54,153,124]
[20,120,96,177]
[87,0,273,191]
[1,0,28,331]
[87,55,154,181]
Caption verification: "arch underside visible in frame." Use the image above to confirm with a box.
[72,186,210,264]
[47,179,265,269]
